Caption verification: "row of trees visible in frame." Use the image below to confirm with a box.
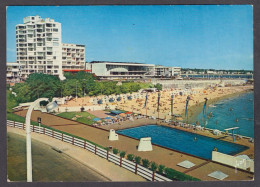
[111,148,200,181]
[9,72,162,105]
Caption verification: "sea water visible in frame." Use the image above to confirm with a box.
[194,92,254,138]
[7,132,106,182]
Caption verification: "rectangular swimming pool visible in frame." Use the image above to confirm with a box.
[116,125,248,160]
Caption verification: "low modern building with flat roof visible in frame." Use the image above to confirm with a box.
[155,65,181,77]
[89,61,155,79]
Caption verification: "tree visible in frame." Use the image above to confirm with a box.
[120,151,126,158]
[62,79,83,97]
[150,162,158,181]
[154,83,162,91]
[127,154,134,161]
[158,165,165,175]
[7,90,18,113]
[12,83,31,103]
[142,159,150,168]
[112,148,119,155]
[135,156,141,164]
[151,162,158,172]
[134,156,142,174]
[25,73,61,100]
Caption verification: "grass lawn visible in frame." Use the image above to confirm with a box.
[7,113,39,126]
[7,112,105,149]
[57,112,98,125]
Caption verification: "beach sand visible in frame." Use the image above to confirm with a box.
[61,85,253,123]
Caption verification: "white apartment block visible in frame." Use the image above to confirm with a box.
[62,43,85,70]
[7,62,20,82]
[16,15,85,80]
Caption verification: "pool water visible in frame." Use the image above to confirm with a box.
[116,125,248,160]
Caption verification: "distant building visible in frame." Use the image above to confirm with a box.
[170,67,181,76]
[155,65,181,77]
[62,43,85,71]
[89,61,155,79]
[7,62,20,82]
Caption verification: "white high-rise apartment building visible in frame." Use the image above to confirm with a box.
[16,15,85,80]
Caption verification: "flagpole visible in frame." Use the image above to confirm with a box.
[157,92,160,122]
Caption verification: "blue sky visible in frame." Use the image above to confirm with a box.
[6,5,253,70]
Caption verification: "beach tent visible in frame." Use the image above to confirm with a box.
[128,96,132,100]
[93,118,101,121]
[117,97,121,101]
[98,99,103,104]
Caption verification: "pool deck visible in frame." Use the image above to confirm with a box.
[14,110,254,181]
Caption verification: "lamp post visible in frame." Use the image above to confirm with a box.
[25,98,58,182]
[25,98,48,182]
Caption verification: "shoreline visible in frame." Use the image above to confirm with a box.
[186,88,253,124]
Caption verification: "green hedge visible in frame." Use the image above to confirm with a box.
[164,168,200,181]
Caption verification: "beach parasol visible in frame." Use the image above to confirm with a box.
[93,118,101,121]
[109,98,114,102]
[105,116,112,120]
[119,113,126,117]
[125,111,132,115]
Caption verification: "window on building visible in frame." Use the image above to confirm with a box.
[53,42,59,46]
[53,38,59,41]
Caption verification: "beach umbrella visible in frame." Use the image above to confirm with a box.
[128,96,132,100]
[125,112,132,115]
[98,99,103,104]
[117,97,121,101]
[109,98,114,102]
[111,110,123,115]
[93,118,101,121]
[119,113,126,117]
[105,116,112,120]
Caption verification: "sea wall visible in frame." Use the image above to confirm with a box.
[152,79,247,89]
[212,151,254,172]
[56,105,117,113]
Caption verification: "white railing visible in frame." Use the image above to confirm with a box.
[7,120,172,182]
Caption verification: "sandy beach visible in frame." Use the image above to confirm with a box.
[61,85,253,123]
[115,85,253,122]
